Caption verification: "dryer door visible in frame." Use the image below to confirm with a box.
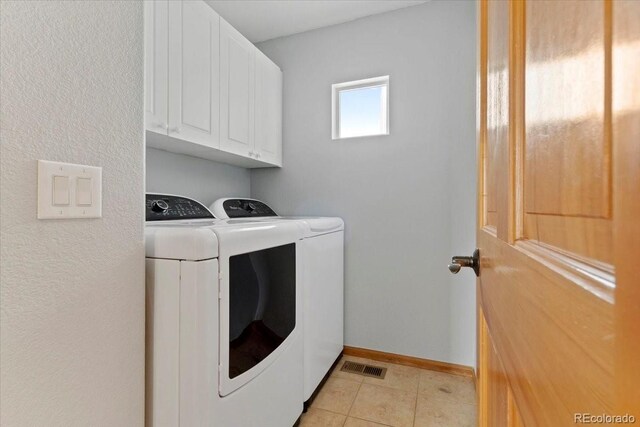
[217,224,301,397]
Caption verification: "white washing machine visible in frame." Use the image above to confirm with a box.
[210,198,344,405]
[145,194,305,427]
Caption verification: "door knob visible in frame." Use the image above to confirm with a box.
[448,249,480,277]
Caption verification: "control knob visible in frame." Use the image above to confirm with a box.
[151,199,169,213]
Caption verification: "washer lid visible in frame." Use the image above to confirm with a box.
[145,224,219,260]
[212,219,304,257]
[145,194,218,260]
[284,216,344,235]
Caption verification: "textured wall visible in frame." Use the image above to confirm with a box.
[146,147,251,207]
[0,1,145,425]
[252,1,477,366]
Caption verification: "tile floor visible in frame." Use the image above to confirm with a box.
[300,355,476,427]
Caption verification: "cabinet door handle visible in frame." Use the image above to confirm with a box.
[153,122,168,130]
[168,127,181,134]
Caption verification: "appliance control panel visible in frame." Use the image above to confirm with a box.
[146,194,215,221]
[223,199,278,218]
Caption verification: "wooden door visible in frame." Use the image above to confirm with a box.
[167,0,220,147]
[144,0,169,135]
[219,18,256,158]
[476,0,640,425]
[254,50,283,166]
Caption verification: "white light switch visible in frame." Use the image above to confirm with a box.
[38,160,102,219]
[53,176,70,205]
[76,178,92,206]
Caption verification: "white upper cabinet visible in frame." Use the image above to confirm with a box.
[145,1,282,168]
[219,18,255,157]
[167,1,220,147]
[254,50,283,166]
[145,0,169,135]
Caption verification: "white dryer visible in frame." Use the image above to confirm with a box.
[210,198,344,405]
[145,194,304,427]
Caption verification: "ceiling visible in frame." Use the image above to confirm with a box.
[205,1,428,43]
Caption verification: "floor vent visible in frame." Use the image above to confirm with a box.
[340,361,387,379]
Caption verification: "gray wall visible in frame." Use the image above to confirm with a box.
[146,147,251,207]
[1,1,145,425]
[252,1,477,366]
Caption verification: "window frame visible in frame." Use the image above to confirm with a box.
[331,75,390,140]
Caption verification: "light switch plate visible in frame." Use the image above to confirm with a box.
[37,160,102,219]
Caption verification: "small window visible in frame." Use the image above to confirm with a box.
[332,75,389,140]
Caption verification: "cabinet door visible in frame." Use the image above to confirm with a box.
[219,18,255,157]
[167,0,220,147]
[144,0,168,135]
[254,51,283,166]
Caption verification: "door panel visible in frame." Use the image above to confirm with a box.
[523,0,612,263]
[144,0,169,135]
[613,0,640,415]
[167,0,220,147]
[478,234,613,425]
[146,258,181,426]
[478,307,509,427]
[220,18,255,157]
[228,41,251,144]
[483,0,509,233]
[254,51,283,166]
[476,0,638,425]
[302,231,344,399]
